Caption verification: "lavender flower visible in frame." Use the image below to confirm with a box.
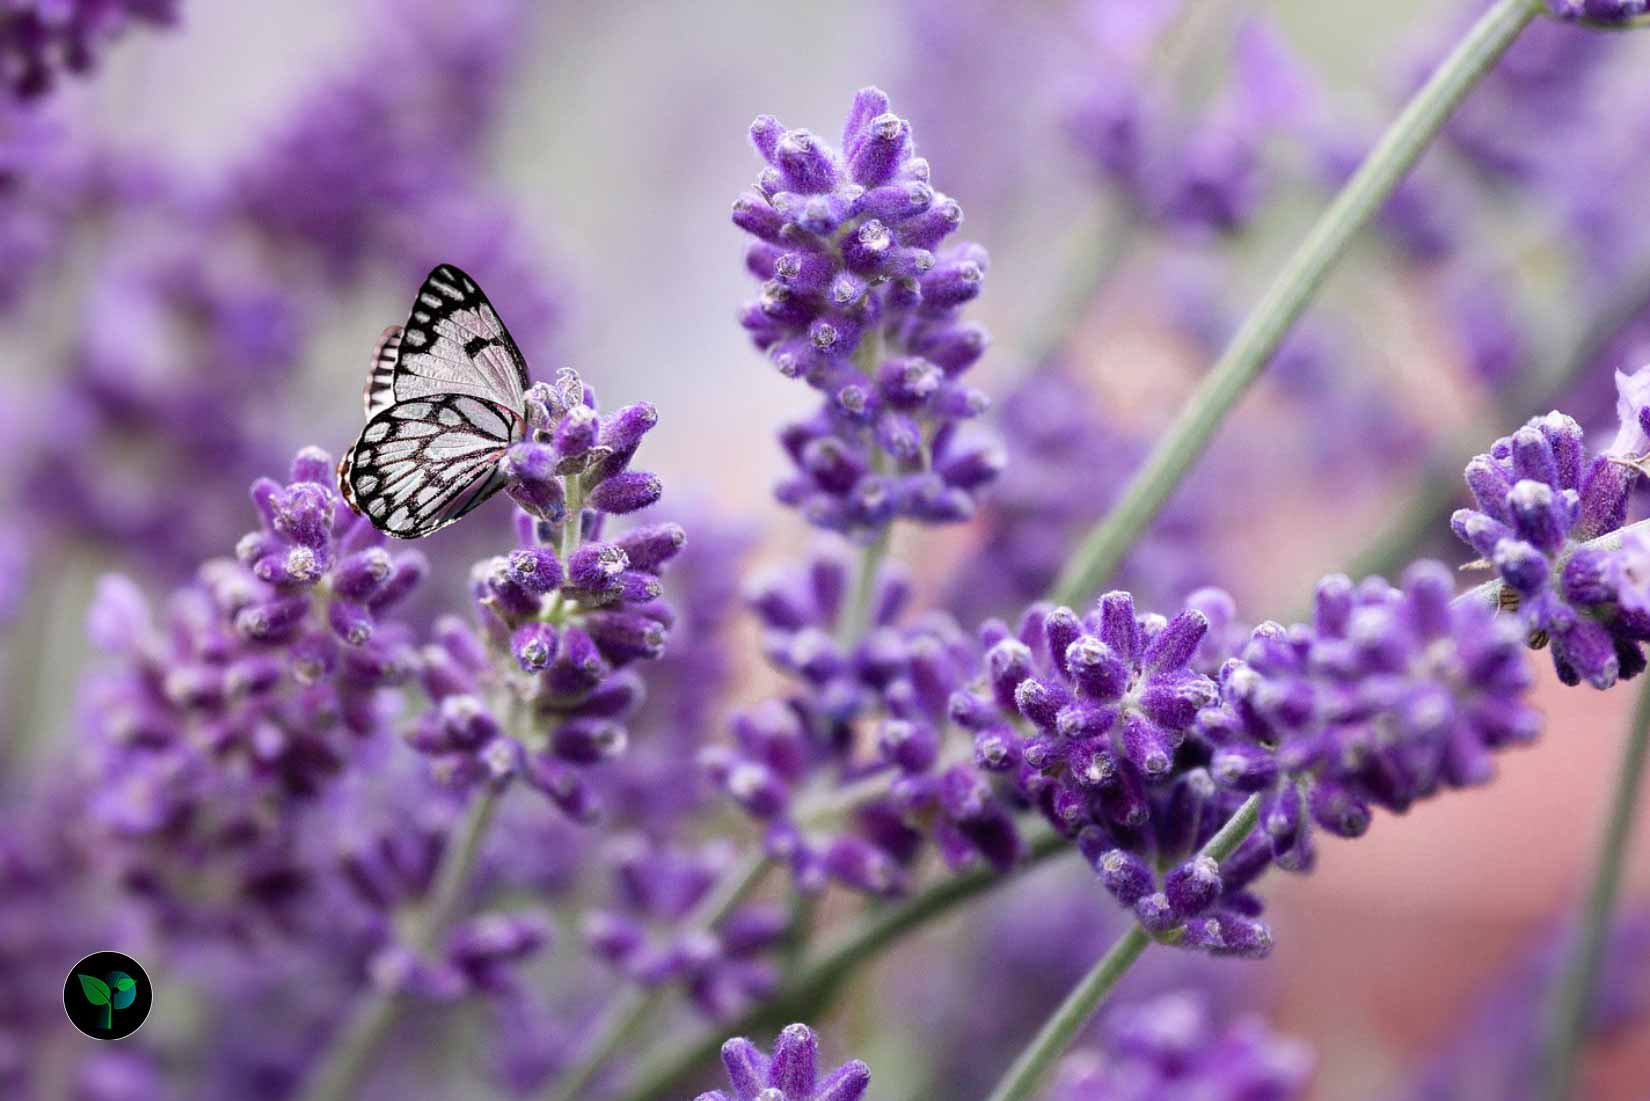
[698,1023,871,1101]
[735,87,1000,534]
[402,368,677,821]
[583,834,784,1018]
[702,547,980,894]
[1450,369,1650,688]
[1042,991,1312,1101]
[0,0,177,100]
[1198,563,1541,878]
[79,447,425,932]
[1547,1,1648,24]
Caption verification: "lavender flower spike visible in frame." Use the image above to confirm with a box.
[697,1023,871,1101]
[1547,1,1649,22]
[736,87,1001,535]
[1450,366,1650,688]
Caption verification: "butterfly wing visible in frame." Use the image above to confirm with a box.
[364,325,403,417]
[393,264,531,413]
[340,394,523,539]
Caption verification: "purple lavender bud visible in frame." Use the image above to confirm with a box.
[1561,547,1616,607]
[584,609,667,664]
[235,595,310,643]
[599,401,659,456]
[544,625,608,699]
[553,718,627,764]
[1094,846,1154,907]
[327,598,374,646]
[918,255,985,309]
[986,638,1035,711]
[1553,617,1619,690]
[1211,742,1280,792]
[878,718,938,772]
[1124,892,1176,935]
[1505,480,1571,553]
[439,694,502,751]
[849,114,910,187]
[1143,609,1209,673]
[1065,636,1129,701]
[1014,676,1073,733]
[509,546,564,594]
[523,755,603,823]
[589,470,662,515]
[1097,591,1141,663]
[290,445,333,485]
[775,129,840,194]
[271,482,335,548]
[1164,855,1222,918]
[504,442,567,522]
[824,837,904,896]
[1309,783,1370,839]
[616,522,687,573]
[512,622,560,672]
[770,1022,821,1097]
[567,542,629,592]
[333,547,394,602]
[1119,712,1176,778]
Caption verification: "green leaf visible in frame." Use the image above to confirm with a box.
[113,975,136,993]
[77,974,110,1006]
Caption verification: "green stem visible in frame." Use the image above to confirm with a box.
[562,474,585,563]
[980,791,1263,1101]
[1047,0,1545,609]
[294,786,501,1101]
[837,527,891,649]
[614,825,1073,1101]
[982,929,1151,1101]
[1541,676,1650,1101]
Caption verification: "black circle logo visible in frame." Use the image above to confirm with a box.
[63,951,153,1040]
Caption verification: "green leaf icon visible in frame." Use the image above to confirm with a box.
[77,974,110,1006]
[113,975,136,993]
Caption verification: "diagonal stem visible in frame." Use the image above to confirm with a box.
[1540,675,1650,1101]
[979,792,1263,1101]
[1047,0,1547,609]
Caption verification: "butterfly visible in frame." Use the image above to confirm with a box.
[338,264,531,539]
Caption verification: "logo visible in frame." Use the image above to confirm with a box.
[63,951,153,1040]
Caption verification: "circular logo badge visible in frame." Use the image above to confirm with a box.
[63,951,153,1040]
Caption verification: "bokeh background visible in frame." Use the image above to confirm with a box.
[4,1,1650,1098]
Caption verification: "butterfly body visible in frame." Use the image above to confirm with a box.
[339,265,532,539]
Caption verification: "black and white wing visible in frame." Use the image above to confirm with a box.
[392,264,531,413]
[339,394,523,539]
[364,325,403,418]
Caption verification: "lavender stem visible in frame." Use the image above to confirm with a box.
[979,792,1263,1101]
[1541,675,1650,1100]
[1048,0,1547,609]
[294,785,502,1101]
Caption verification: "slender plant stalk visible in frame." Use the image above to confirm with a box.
[538,850,773,1101]
[614,825,1073,1101]
[838,526,892,648]
[295,786,502,1101]
[1541,676,1650,1101]
[1047,0,1546,609]
[980,792,1263,1101]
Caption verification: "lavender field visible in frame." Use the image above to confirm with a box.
[3,2,1650,1099]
